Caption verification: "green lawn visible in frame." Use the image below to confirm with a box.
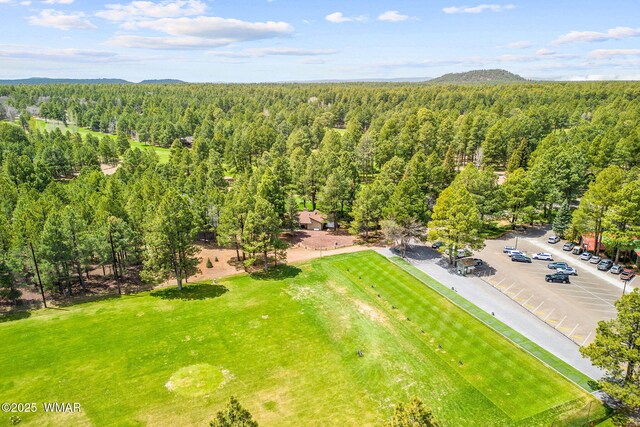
[33,119,171,163]
[0,251,604,426]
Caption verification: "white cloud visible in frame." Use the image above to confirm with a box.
[107,35,231,49]
[566,74,640,81]
[535,48,555,56]
[20,0,32,4]
[554,26,640,44]
[96,0,206,22]
[443,4,515,14]
[588,49,640,59]
[378,10,409,22]
[325,12,366,23]
[0,44,136,62]
[130,16,292,39]
[501,40,533,49]
[42,0,74,4]
[207,47,336,58]
[27,9,96,30]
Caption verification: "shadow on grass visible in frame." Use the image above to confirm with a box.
[250,265,302,281]
[0,310,31,323]
[151,284,228,301]
[54,293,124,307]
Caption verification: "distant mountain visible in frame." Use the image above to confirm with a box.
[138,79,185,84]
[429,69,526,84]
[0,78,131,85]
[289,77,432,83]
[0,77,186,85]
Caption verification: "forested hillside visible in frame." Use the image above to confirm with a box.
[429,69,526,83]
[0,82,639,306]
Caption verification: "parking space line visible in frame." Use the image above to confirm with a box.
[505,283,516,292]
[582,332,592,346]
[568,324,580,337]
[555,316,567,329]
[495,278,505,287]
[543,308,555,321]
[513,289,524,299]
[533,301,544,313]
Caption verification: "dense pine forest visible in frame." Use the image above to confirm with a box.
[1,82,639,306]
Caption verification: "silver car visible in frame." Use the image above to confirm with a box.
[579,252,593,261]
[557,267,578,276]
[611,265,624,274]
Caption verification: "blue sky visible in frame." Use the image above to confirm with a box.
[1,0,639,82]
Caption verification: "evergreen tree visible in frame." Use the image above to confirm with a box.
[210,396,258,427]
[143,189,200,289]
[385,397,439,427]
[428,182,484,264]
[552,200,572,238]
[581,289,640,412]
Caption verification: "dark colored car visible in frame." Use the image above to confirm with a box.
[548,262,568,270]
[563,242,575,251]
[431,241,443,249]
[597,259,613,271]
[546,273,570,283]
[621,269,636,281]
[512,254,532,263]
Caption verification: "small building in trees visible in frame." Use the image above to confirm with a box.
[579,234,606,253]
[298,209,326,231]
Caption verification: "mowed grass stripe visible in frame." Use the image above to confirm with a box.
[387,255,595,391]
[0,252,601,426]
[331,251,591,421]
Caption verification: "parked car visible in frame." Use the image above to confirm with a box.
[589,256,602,264]
[512,254,532,263]
[611,265,624,274]
[548,236,561,244]
[548,262,569,270]
[503,246,516,253]
[472,258,483,266]
[557,267,578,276]
[446,248,470,258]
[597,260,613,271]
[431,241,443,249]
[546,273,570,283]
[572,246,584,255]
[532,252,553,261]
[621,269,636,281]
[562,242,575,251]
[579,252,593,261]
[507,250,526,257]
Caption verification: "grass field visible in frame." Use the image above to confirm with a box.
[33,119,171,163]
[0,251,604,426]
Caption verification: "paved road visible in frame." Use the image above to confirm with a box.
[376,246,604,380]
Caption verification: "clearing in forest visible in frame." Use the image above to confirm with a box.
[0,251,603,426]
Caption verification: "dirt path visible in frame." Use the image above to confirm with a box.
[179,244,372,286]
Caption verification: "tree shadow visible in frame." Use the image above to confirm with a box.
[151,284,229,301]
[0,310,31,323]
[249,265,302,281]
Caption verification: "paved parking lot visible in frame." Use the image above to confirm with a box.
[474,227,636,345]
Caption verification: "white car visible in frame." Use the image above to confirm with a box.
[548,236,561,244]
[532,252,553,261]
[557,267,578,276]
[507,250,526,257]
[580,252,593,261]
